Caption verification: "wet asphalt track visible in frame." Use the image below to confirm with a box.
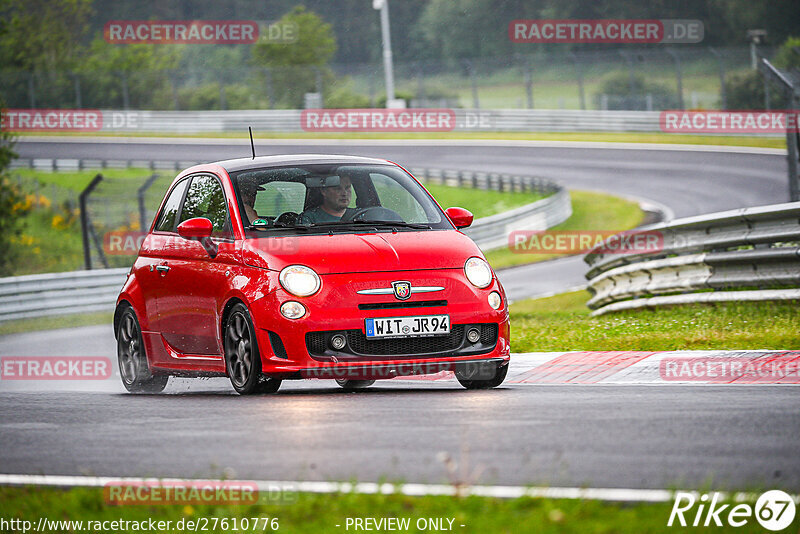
[1,138,796,491]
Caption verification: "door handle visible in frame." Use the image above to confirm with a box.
[156,265,170,273]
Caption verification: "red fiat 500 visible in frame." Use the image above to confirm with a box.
[114,155,510,394]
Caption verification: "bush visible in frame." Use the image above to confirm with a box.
[0,116,27,276]
[324,79,371,108]
[593,71,676,110]
[722,70,765,110]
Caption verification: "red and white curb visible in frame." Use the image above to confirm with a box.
[397,351,800,385]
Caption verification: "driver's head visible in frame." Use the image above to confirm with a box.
[239,176,263,206]
[321,175,352,213]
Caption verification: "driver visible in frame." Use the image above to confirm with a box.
[300,175,356,224]
[239,176,264,224]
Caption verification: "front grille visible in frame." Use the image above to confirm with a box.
[305,323,499,361]
[358,300,447,311]
[348,325,464,355]
[480,324,498,345]
[306,332,326,356]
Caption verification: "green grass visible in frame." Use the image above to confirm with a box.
[425,183,543,219]
[484,191,645,270]
[0,485,780,534]
[11,167,158,192]
[510,290,800,352]
[16,130,787,149]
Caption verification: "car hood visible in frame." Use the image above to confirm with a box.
[242,230,482,274]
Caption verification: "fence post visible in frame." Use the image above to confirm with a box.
[666,48,684,109]
[759,59,799,201]
[80,174,103,270]
[709,47,727,110]
[27,73,36,108]
[120,71,130,110]
[570,52,586,110]
[72,72,82,108]
[137,174,160,232]
[462,59,479,109]
[263,68,275,109]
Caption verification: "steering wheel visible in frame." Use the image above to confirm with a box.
[275,212,300,226]
[342,207,404,223]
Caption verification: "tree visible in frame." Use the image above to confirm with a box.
[251,6,337,108]
[77,37,181,109]
[0,105,27,276]
[0,0,93,107]
[253,6,336,67]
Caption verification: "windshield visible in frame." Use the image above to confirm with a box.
[230,163,450,234]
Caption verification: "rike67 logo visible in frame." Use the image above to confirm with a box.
[668,490,797,530]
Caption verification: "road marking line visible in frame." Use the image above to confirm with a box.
[2,473,794,503]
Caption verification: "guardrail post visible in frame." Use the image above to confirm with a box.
[80,174,103,270]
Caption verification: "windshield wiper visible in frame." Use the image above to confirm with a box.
[345,220,432,230]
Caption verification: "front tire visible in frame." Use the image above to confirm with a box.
[455,361,508,390]
[224,303,282,395]
[335,379,375,390]
[117,307,168,393]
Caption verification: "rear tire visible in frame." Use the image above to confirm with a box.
[117,306,169,394]
[335,379,375,390]
[224,303,282,395]
[455,362,508,390]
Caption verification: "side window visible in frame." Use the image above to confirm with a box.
[179,175,230,235]
[154,179,189,233]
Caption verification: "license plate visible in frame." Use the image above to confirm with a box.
[365,315,450,339]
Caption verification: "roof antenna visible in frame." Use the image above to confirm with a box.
[249,126,256,159]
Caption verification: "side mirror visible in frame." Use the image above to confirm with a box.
[445,207,474,229]
[177,217,213,239]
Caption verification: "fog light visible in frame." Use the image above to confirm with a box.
[488,291,502,310]
[467,328,481,343]
[331,334,346,350]
[280,301,306,319]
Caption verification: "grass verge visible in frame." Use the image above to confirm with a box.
[510,290,800,351]
[0,485,779,534]
[484,190,645,270]
[16,130,786,149]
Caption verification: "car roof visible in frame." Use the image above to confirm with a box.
[216,154,394,173]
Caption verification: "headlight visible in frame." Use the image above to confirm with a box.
[280,301,306,319]
[464,257,493,288]
[279,265,321,297]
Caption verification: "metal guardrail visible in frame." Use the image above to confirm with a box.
[0,268,129,322]
[0,167,570,322]
[584,202,800,315]
[409,168,571,251]
[7,108,783,135]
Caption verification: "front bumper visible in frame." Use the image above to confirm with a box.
[249,268,510,376]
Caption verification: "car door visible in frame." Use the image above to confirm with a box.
[136,177,190,335]
[156,173,237,356]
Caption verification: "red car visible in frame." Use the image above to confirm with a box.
[114,155,510,394]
